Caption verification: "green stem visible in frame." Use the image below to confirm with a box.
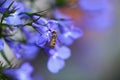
[0,50,12,67]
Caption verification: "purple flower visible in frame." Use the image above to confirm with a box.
[58,27,83,45]
[14,1,31,14]
[32,16,54,47]
[0,0,14,8]
[47,46,71,73]
[56,20,83,45]
[5,12,22,25]
[47,20,59,30]
[7,41,39,59]
[32,16,50,33]
[78,0,108,11]
[52,9,83,45]
[22,27,50,48]
[35,33,50,47]
[4,0,31,25]
[0,39,4,51]
[4,62,34,80]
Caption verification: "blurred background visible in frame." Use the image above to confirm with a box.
[1,0,120,80]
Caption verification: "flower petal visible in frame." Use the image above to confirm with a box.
[70,28,83,39]
[58,46,71,59]
[47,57,65,74]
[0,39,4,51]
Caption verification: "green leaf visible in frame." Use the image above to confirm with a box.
[55,0,67,7]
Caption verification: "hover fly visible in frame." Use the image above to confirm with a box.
[50,30,57,48]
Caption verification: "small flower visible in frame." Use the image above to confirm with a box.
[52,9,83,45]
[14,1,31,14]
[35,33,50,47]
[0,0,13,8]
[5,12,22,25]
[47,20,59,30]
[23,27,48,48]
[58,27,83,45]
[32,16,54,47]
[0,39,4,51]
[3,0,31,25]
[7,40,39,59]
[47,46,71,73]
[4,62,34,80]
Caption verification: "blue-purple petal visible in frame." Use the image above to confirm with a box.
[0,39,4,51]
[57,46,71,59]
[4,62,33,80]
[47,57,65,74]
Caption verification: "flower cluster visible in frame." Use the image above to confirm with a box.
[0,0,82,79]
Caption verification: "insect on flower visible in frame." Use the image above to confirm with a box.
[50,30,57,48]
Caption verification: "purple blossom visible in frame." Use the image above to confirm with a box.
[47,20,59,31]
[0,0,14,8]
[32,16,55,47]
[0,0,22,25]
[56,20,83,45]
[0,0,83,76]
[32,22,49,34]
[7,41,39,59]
[35,33,50,47]
[14,1,31,14]
[5,9,22,25]
[47,46,71,73]
[0,39,4,51]
[32,16,50,33]
[58,27,83,45]
[52,9,83,45]
[4,62,34,80]
[23,28,49,48]
[4,0,31,25]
